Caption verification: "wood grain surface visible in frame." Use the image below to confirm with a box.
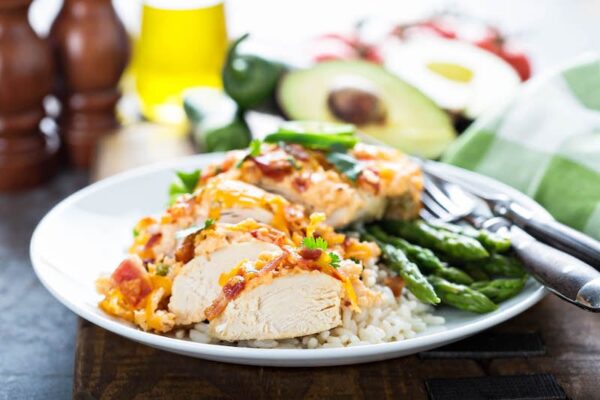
[73,295,598,400]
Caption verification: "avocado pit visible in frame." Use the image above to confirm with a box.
[327,78,387,126]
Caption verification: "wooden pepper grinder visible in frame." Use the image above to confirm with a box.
[49,0,129,168]
[0,0,59,191]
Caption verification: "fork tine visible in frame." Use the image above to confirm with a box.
[423,176,466,216]
[419,208,435,221]
[421,191,453,221]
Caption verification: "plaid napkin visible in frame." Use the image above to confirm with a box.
[443,55,600,240]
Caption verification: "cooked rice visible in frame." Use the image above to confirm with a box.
[187,261,445,349]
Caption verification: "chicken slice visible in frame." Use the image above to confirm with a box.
[169,240,282,325]
[222,143,422,228]
[209,271,343,341]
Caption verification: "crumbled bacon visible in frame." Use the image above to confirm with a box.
[175,234,195,264]
[292,175,310,192]
[357,168,380,194]
[252,149,295,180]
[145,233,162,249]
[205,276,246,321]
[111,258,152,307]
[299,247,322,260]
[384,276,405,297]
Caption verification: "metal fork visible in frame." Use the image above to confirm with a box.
[421,174,600,312]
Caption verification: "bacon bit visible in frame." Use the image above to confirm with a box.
[284,144,310,161]
[205,276,246,321]
[145,233,162,249]
[175,234,195,264]
[357,168,380,194]
[252,150,295,180]
[258,253,287,275]
[223,275,246,299]
[299,247,322,260]
[384,276,405,297]
[111,258,152,307]
[250,228,289,247]
[292,175,310,192]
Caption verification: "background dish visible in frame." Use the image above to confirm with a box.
[30,153,547,366]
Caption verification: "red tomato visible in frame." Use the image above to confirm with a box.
[112,258,152,306]
[501,48,531,81]
[311,36,358,62]
[475,34,531,81]
[414,20,458,39]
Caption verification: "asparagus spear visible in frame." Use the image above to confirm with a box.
[467,254,526,278]
[437,266,474,285]
[367,225,473,285]
[427,220,511,253]
[471,278,527,303]
[383,220,489,261]
[367,225,444,271]
[461,263,491,282]
[428,276,498,314]
[361,232,440,305]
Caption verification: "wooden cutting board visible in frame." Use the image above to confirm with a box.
[75,126,599,399]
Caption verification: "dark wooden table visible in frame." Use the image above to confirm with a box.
[71,295,599,400]
[2,166,599,400]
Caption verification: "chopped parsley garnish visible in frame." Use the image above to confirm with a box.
[249,139,262,156]
[236,139,262,168]
[329,252,341,268]
[156,264,170,276]
[175,219,215,240]
[326,151,363,182]
[287,156,301,170]
[133,228,139,238]
[169,169,201,205]
[302,236,328,250]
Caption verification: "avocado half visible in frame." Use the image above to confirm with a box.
[277,61,456,158]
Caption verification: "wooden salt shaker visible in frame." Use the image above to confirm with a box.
[0,0,59,191]
[49,0,129,168]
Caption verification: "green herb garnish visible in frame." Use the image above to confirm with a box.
[329,252,341,268]
[169,169,201,205]
[302,236,328,250]
[326,151,363,182]
[133,228,139,238]
[175,219,215,240]
[249,139,262,156]
[156,264,170,276]
[236,139,263,168]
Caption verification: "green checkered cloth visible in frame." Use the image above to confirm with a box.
[443,56,600,240]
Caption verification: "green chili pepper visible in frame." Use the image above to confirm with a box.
[222,34,286,109]
[184,88,251,153]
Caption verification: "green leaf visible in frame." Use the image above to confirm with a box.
[329,252,341,268]
[326,151,363,182]
[176,170,201,193]
[249,139,262,156]
[175,219,215,240]
[168,169,201,205]
[302,236,328,250]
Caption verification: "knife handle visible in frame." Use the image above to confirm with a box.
[499,201,600,269]
[509,226,600,312]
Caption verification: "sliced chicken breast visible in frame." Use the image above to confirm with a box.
[215,143,422,228]
[209,271,343,341]
[169,240,282,325]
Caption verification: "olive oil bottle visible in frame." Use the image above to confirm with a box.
[135,0,228,125]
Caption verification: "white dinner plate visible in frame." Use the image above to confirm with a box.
[30,154,548,367]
